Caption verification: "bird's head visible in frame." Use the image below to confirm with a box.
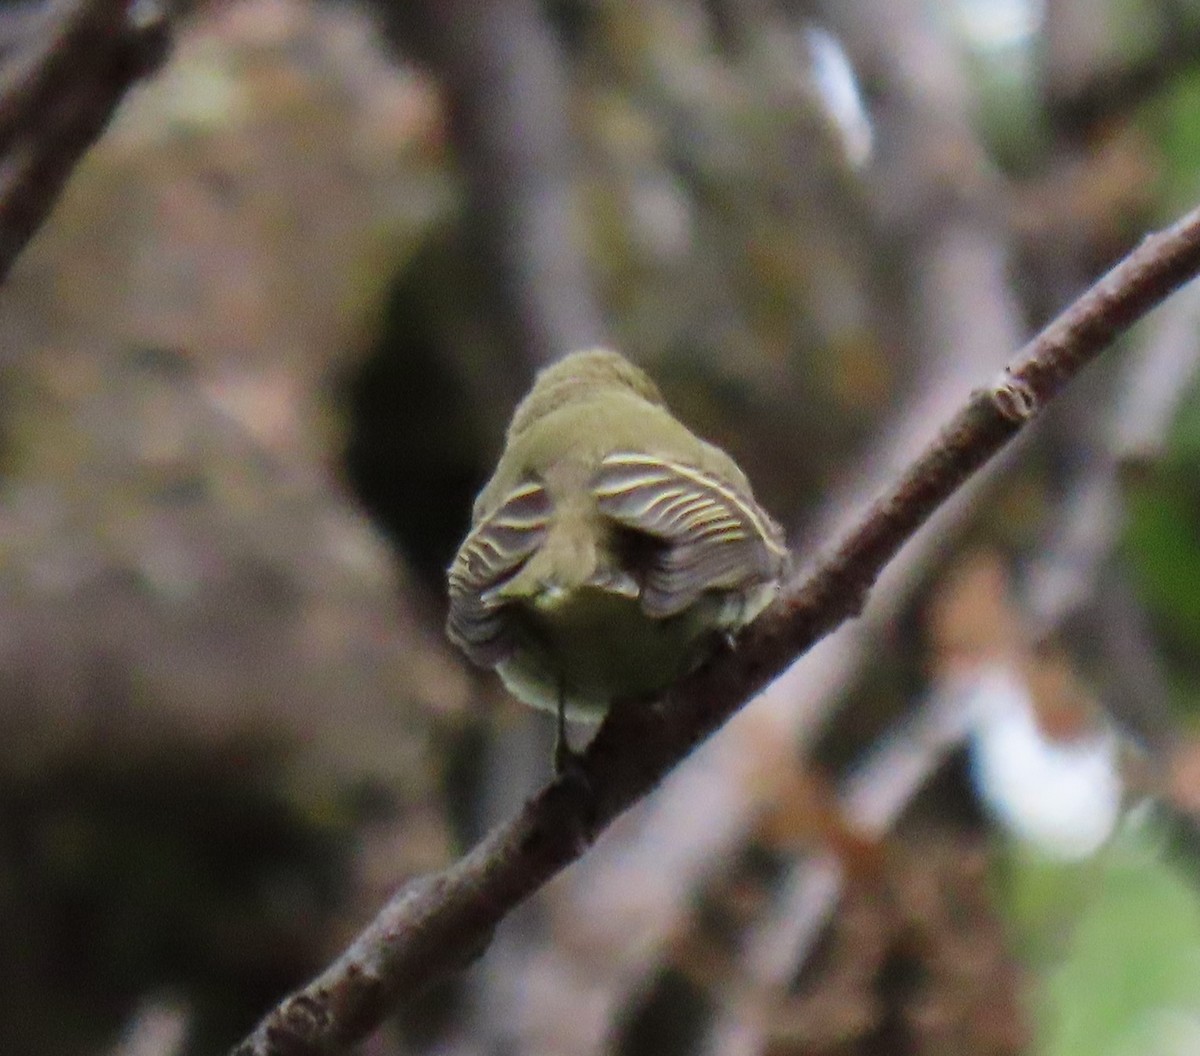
[507,348,665,439]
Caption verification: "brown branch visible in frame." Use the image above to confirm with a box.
[1042,0,1200,140]
[230,204,1200,1056]
[0,0,170,285]
[1112,279,1200,464]
[405,0,607,368]
[703,682,975,1056]
[502,171,1028,1056]
[702,222,1200,1048]
[109,996,190,1056]
[0,0,122,149]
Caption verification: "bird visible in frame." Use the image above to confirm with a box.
[446,348,789,769]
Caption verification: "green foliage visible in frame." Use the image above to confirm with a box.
[1123,377,1200,697]
[1003,818,1200,1056]
[1125,476,1200,657]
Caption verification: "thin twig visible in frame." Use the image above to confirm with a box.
[702,229,1200,1052]
[411,0,607,368]
[505,193,1026,1056]
[230,201,1200,1056]
[0,0,169,285]
[1112,279,1200,464]
[108,996,190,1056]
[702,682,975,1056]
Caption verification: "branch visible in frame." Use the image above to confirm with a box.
[230,204,1200,1056]
[0,0,169,285]
[407,0,607,367]
[1112,279,1200,464]
[503,166,1027,1056]
[109,996,190,1056]
[702,682,975,1056]
[1042,0,1200,139]
[700,226,1200,1051]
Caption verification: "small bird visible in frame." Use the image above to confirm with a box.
[446,349,788,768]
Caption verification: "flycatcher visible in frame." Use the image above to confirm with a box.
[446,348,788,767]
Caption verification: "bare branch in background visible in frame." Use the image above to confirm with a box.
[702,682,975,1056]
[499,6,1026,1048]
[0,0,170,284]
[1113,280,1200,464]
[409,0,607,367]
[107,997,189,1056]
[701,216,1200,1050]
[230,197,1200,1056]
[1025,451,1180,753]
[1043,0,1200,138]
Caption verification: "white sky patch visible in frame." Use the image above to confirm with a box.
[956,0,1045,52]
[803,25,873,168]
[1112,1009,1200,1056]
[964,664,1123,861]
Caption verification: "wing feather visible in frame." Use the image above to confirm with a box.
[446,480,551,665]
[593,452,787,618]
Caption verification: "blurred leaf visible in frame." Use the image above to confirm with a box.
[1143,70,1200,207]
[1002,818,1200,1056]
[1123,376,1200,668]
[1168,373,1200,465]
[1125,475,1200,652]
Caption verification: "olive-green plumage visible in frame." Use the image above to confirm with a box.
[446,349,788,725]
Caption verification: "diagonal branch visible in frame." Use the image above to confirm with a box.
[702,680,977,1056]
[0,0,170,285]
[504,196,1028,1056]
[1042,0,1200,140]
[701,286,1198,1051]
[406,0,607,369]
[230,202,1200,1056]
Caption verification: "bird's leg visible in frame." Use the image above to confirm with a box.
[551,680,601,843]
[554,678,578,776]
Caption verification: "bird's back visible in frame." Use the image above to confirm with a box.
[446,355,786,718]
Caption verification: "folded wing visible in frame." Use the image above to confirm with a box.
[446,479,551,665]
[593,452,787,619]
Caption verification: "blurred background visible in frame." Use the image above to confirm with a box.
[3,0,1200,1053]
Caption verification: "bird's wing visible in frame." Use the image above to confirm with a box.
[593,452,787,618]
[446,479,551,665]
